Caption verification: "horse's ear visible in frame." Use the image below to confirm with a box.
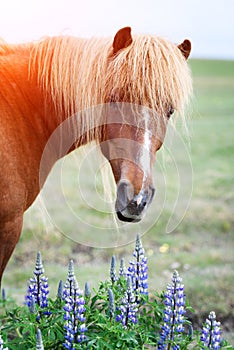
[113,27,133,54]
[178,39,191,60]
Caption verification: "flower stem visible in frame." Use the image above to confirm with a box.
[36,274,40,306]
[208,317,213,348]
[168,282,177,350]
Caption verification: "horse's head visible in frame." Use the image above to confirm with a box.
[100,27,192,223]
[100,104,161,222]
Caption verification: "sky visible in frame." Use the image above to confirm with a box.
[0,0,233,59]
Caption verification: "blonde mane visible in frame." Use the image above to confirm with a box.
[30,33,192,124]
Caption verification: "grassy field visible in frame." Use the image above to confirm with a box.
[2,59,234,342]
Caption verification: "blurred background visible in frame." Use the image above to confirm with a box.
[1,0,234,343]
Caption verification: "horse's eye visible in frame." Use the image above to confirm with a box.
[168,107,174,118]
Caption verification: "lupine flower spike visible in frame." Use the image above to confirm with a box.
[25,252,49,314]
[200,311,221,349]
[84,282,91,299]
[128,234,148,302]
[57,280,64,300]
[36,329,44,350]
[1,288,6,301]
[110,255,117,284]
[63,264,87,349]
[158,270,186,350]
[119,258,127,278]
[63,260,76,299]
[108,288,115,320]
[116,276,138,327]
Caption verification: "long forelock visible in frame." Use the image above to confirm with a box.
[31,33,192,132]
[106,35,192,119]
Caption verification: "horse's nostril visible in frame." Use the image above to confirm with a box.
[131,197,147,213]
[117,179,134,203]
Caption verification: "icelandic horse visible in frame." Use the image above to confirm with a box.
[0,27,192,285]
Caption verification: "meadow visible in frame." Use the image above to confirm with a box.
[2,59,234,343]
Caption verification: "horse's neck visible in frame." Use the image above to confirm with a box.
[1,42,90,147]
[1,44,88,195]
[1,45,56,134]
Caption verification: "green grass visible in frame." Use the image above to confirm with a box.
[2,59,234,343]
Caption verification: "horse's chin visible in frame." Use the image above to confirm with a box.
[116,211,142,223]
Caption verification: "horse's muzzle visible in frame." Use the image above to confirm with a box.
[115,180,155,222]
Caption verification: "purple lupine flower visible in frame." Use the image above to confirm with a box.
[84,282,91,299]
[200,311,221,349]
[108,288,115,319]
[36,329,44,350]
[128,234,148,302]
[25,252,49,313]
[1,288,6,301]
[63,260,75,299]
[110,255,117,284]
[116,276,138,327]
[63,265,87,349]
[119,258,127,278]
[57,280,64,300]
[158,270,186,350]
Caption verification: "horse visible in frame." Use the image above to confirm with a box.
[0,27,192,285]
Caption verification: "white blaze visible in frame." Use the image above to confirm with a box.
[140,111,152,183]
